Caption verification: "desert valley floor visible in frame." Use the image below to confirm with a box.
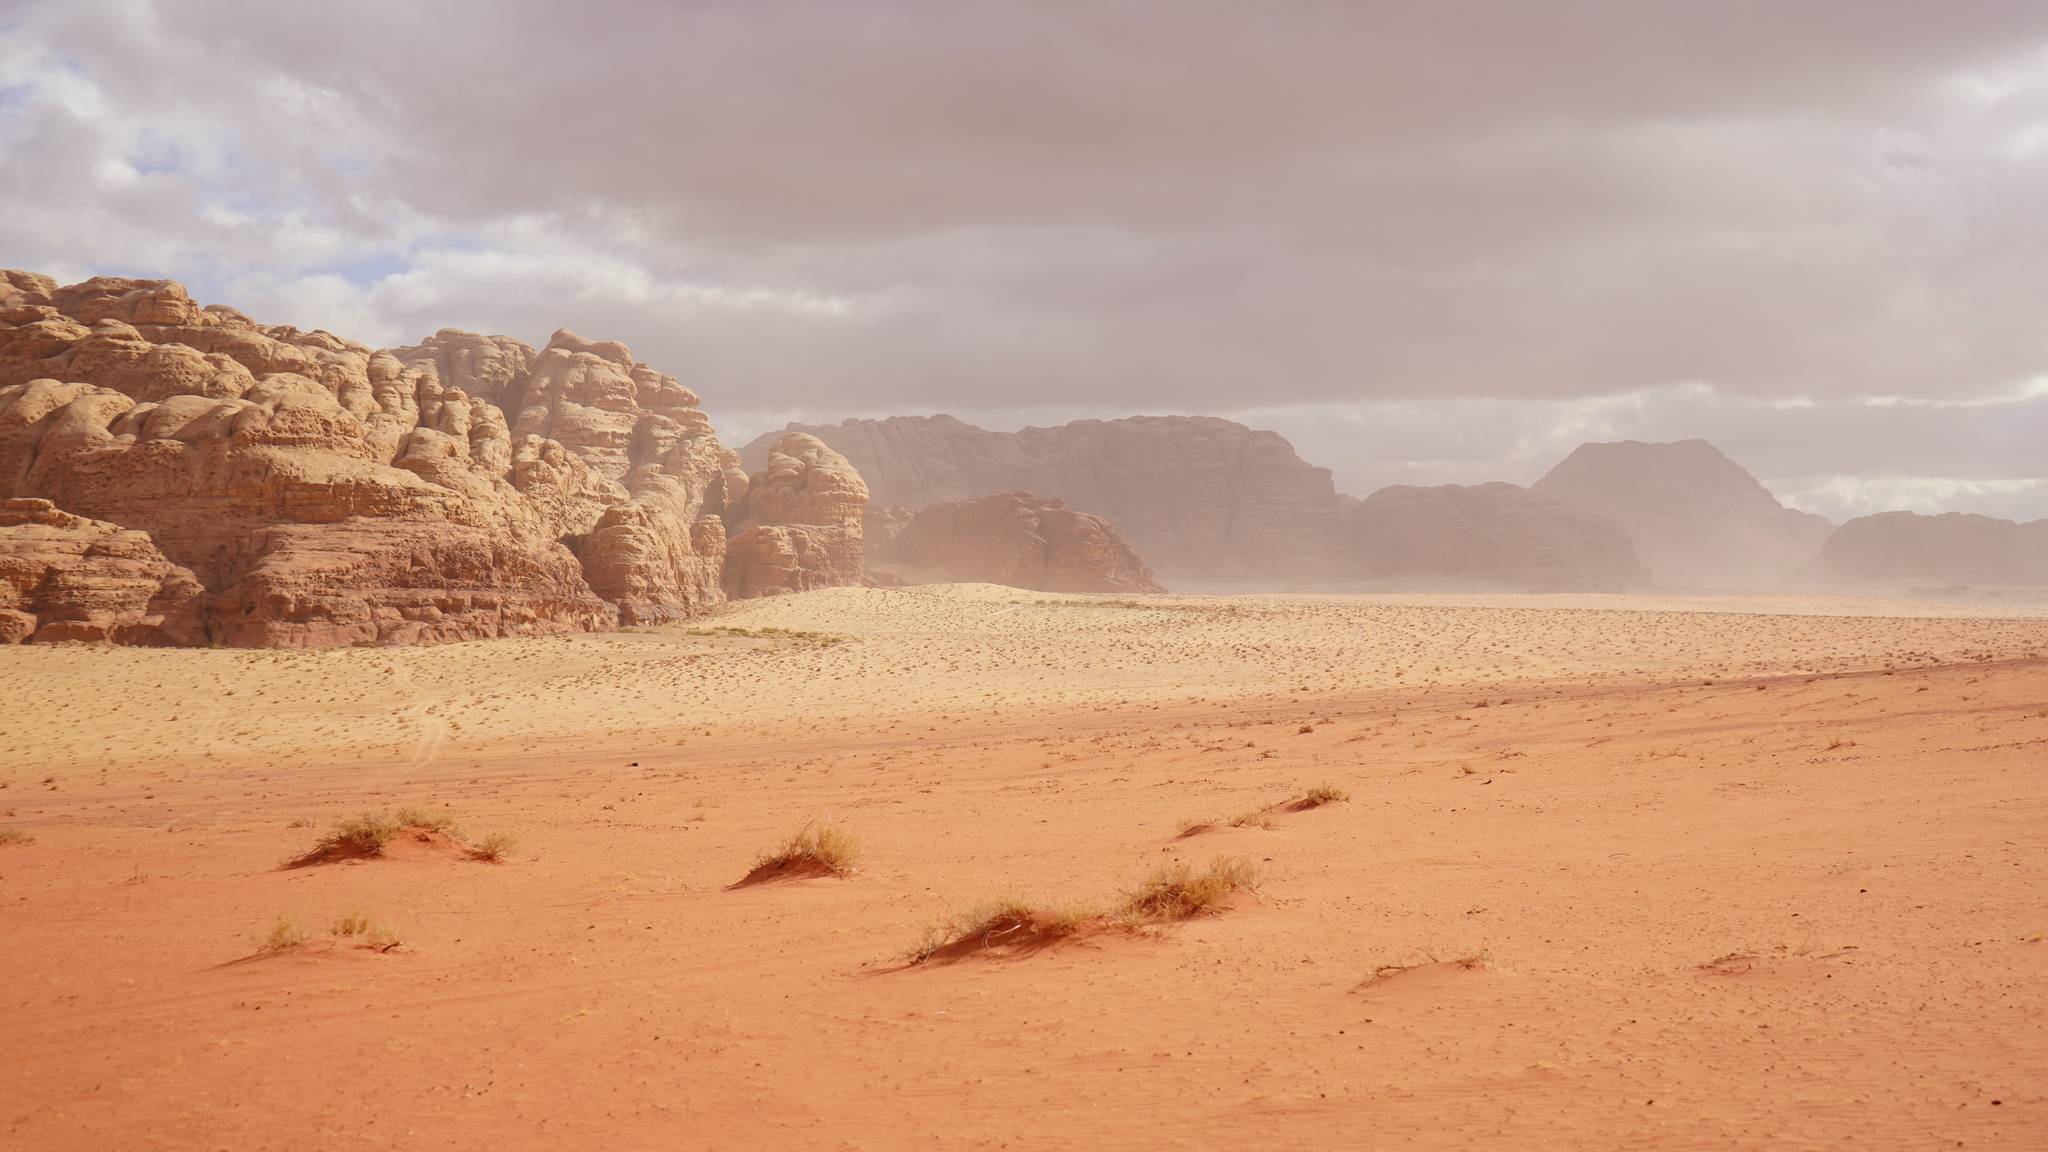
[3,586,2046,1150]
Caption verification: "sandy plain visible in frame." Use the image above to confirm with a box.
[3,585,2046,1150]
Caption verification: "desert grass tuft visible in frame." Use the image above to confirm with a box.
[257,915,307,954]
[298,812,400,863]
[394,806,458,833]
[906,899,1099,964]
[469,831,518,863]
[1117,856,1259,924]
[1294,783,1349,808]
[736,820,861,885]
[331,912,402,952]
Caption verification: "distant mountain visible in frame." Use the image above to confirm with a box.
[866,492,1165,594]
[1804,511,2048,589]
[1531,439,1832,590]
[1334,482,1648,592]
[743,415,1340,585]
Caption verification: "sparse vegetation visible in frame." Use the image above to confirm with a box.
[331,913,402,952]
[469,831,518,862]
[1294,783,1349,808]
[736,820,861,884]
[1117,856,1258,924]
[257,915,307,954]
[906,857,1257,964]
[297,812,400,863]
[685,625,847,646]
[393,806,458,833]
[289,808,493,867]
[906,900,1099,964]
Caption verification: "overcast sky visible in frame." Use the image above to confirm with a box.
[5,1,2048,519]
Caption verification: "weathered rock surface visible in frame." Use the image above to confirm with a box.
[0,497,205,644]
[1803,511,2048,590]
[0,270,809,645]
[742,414,1339,585]
[1531,439,1833,590]
[722,433,868,598]
[865,492,1165,594]
[1335,483,1647,592]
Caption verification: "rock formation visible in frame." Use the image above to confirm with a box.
[721,432,869,598]
[0,498,205,644]
[865,492,1165,594]
[1334,482,1647,592]
[1530,440,1832,590]
[0,271,864,646]
[1802,511,2048,590]
[742,414,1339,585]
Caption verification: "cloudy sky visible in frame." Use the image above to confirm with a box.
[5,1,2048,519]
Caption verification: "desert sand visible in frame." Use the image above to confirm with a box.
[4,586,2046,1149]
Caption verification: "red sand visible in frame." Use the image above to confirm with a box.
[4,588,2045,1149]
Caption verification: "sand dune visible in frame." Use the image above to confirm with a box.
[4,588,2045,1149]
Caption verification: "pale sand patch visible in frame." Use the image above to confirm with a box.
[5,586,2045,770]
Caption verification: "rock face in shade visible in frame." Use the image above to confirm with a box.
[1335,482,1647,592]
[721,432,869,598]
[1530,439,1833,590]
[742,414,1339,585]
[0,270,828,646]
[865,492,1165,594]
[1802,511,2048,590]
[0,498,206,644]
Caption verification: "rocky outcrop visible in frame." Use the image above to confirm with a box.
[1802,511,2048,590]
[742,415,1339,585]
[0,270,797,646]
[721,433,868,598]
[0,498,205,644]
[866,492,1165,594]
[1335,483,1647,592]
[1530,440,1832,590]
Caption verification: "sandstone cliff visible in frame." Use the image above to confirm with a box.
[0,271,862,646]
[743,414,1338,585]
[866,492,1164,594]
[0,498,205,644]
[1803,511,2048,590]
[1530,440,1832,590]
[1334,482,1647,592]
[721,432,869,598]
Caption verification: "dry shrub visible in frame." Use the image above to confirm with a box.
[907,900,1099,964]
[736,821,861,885]
[1118,856,1258,924]
[293,812,400,865]
[394,806,458,833]
[257,915,307,954]
[469,831,518,863]
[1293,783,1349,809]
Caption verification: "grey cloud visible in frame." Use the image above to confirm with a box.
[4,0,2048,512]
